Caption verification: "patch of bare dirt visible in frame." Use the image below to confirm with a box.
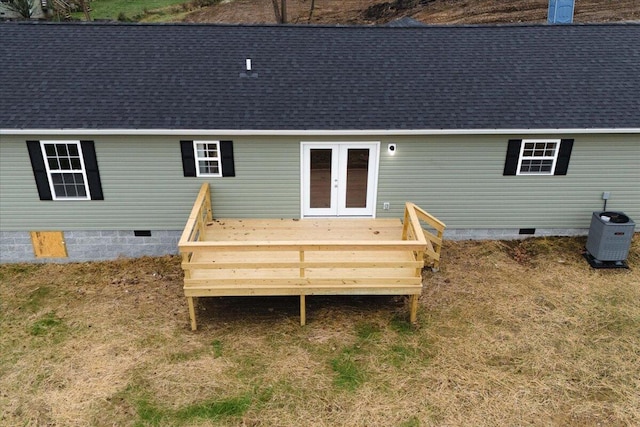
[184,0,376,24]
[184,0,640,25]
[413,0,640,24]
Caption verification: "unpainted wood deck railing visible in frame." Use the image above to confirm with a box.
[403,202,446,270]
[178,182,213,263]
[178,183,446,330]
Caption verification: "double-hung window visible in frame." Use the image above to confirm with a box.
[194,141,222,177]
[27,140,103,201]
[517,139,560,175]
[180,140,235,178]
[503,138,573,176]
[41,141,90,200]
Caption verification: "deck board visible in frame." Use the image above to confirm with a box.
[188,267,420,280]
[190,250,418,265]
[202,218,404,242]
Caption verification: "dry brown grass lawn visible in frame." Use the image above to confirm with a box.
[1,234,639,426]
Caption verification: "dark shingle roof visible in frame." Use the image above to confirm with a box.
[1,22,639,131]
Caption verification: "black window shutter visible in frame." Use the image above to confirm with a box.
[503,139,522,176]
[26,140,53,200]
[554,139,574,176]
[220,140,235,177]
[80,140,104,200]
[180,140,196,177]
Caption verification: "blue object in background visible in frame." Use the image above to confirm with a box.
[548,0,575,24]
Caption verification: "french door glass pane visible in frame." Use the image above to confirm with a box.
[345,149,369,208]
[310,149,332,208]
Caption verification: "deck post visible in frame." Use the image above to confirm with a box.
[409,294,418,324]
[402,204,410,240]
[300,295,306,326]
[415,250,425,277]
[187,297,197,331]
[433,228,444,271]
[299,250,305,278]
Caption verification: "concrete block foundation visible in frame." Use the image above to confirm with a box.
[0,230,181,263]
[1,228,590,263]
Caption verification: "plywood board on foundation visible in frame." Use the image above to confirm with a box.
[30,231,68,258]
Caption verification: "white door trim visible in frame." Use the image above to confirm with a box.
[301,143,340,217]
[300,141,380,218]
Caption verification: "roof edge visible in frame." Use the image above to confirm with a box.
[2,128,639,136]
[2,20,639,30]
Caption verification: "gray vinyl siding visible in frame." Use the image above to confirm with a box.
[216,137,300,217]
[376,134,640,230]
[0,133,638,232]
[0,135,302,231]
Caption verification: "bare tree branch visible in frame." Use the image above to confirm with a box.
[281,0,287,23]
[271,0,281,23]
[308,0,316,22]
[271,0,288,23]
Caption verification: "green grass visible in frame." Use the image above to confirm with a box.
[399,417,421,427]
[70,0,223,22]
[74,0,190,21]
[331,321,424,390]
[132,393,253,426]
[0,263,43,281]
[120,378,254,427]
[211,339,223,358]
[388,344,419,365]
[134,398,165,426]
[175,395,252,423]
[330,342,368,391]
[29,311,64,336]
[389,315,416,335]
[355,321,382,341]
[330,352,366,391]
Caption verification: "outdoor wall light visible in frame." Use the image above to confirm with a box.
[388,143,397,155]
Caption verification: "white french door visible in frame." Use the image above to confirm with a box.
[301,142,379,217]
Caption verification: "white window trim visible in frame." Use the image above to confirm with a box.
[193,140,223,177]
[516,139,561,176]
[40,140,91,200]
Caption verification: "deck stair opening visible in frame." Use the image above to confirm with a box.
[179,183,445,330]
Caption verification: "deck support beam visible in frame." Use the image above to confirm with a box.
[409,294,418,324]
[187,297,197,331]
[300,295,306,326]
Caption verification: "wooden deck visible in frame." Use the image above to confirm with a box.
[179,183,445,330]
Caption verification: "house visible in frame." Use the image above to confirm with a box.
[0,21,638,263]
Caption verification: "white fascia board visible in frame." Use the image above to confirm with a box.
[1,128,640,136]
